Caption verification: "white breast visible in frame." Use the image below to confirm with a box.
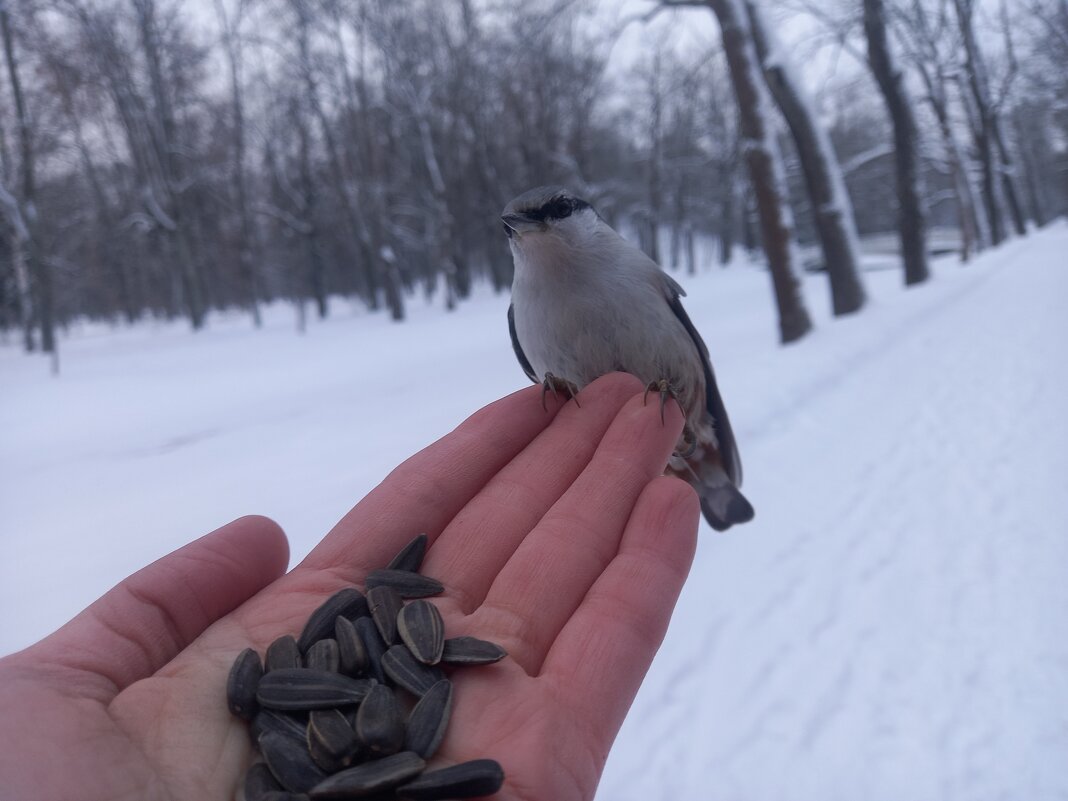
[509,228,705,416]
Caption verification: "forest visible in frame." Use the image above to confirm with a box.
[1,0,1066,366]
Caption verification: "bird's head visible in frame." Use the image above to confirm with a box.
[500,186,600,253]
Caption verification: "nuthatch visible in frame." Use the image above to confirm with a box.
[502,186,754,531]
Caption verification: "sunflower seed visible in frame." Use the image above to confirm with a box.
[441,636,508,666]
[307,709,360,773]
[305,639,340,673]
[259,730,328,793]
[365,569,444,599]
[404,679,452,759]
[257,669,373,710]
[382,644,444,697]
[251,709,309,746]
[334,616,368,676]
[298,589,369,653]
[227,647,263,720]
[309,751,426,799]
[367,585,403,645]
[397,600,444,665]
[244,761,283,801]
[266,635,302,672]
[386,533,429,573]
[396,759,505,800]
[354,682,405,756]
[355,616,387,683]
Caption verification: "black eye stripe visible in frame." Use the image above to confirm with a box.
[529,196,589,221]
[511,195,591,223]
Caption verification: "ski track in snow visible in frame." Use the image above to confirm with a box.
[2,225,1066,801]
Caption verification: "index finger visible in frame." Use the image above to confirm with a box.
[299,382,566,579]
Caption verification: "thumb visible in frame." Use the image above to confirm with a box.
[24,515,289,700]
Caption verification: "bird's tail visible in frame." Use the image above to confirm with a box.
[671,453,754,532]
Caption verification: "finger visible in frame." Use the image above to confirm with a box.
[424,372,645,614]
[299,383,566,578]
[541,477,698,746]
[29,515,288,700]
[469,393,685,674]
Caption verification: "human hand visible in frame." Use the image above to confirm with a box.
[0,372,699,801]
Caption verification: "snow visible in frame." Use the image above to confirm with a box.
[3,224,1068,800]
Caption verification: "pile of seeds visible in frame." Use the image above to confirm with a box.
[227,534,507,800]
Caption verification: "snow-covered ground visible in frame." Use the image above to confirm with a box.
[2,225,1066,800]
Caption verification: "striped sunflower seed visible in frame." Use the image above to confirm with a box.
[334,616,368,676]
[309,751,425,799]
[355,616,387,684]
[382,644,444,697]
[243,761,283,801]
[397,600,445,665]
[250,709,308,746]
[365,569,443,599]
[441,636,508,666]
[258,730,327,793]
[265,635,302,672]
[307,709,360,773]
[227,647,263,720]
[386,533,429,573]
[305,639,339,673]
[354,682,405,756]
[298,589,369,653]
[396,759,505,800]
[257,669,373,710]
[404,679,452,759]
[367,585,403,645]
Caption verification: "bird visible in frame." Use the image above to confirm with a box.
[501,185,754,531]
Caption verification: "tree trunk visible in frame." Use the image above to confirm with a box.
[295,115,327,320]
[864,0,930,286]
[1012,109,1051,228]
[954,0,1010,245]
[746,0,866,315]
[927,83,984,260]
[293,0,380,310]
[991,121,1028,235]
[707,0,812,343]
[1,3,56,359]
[217,0,262,327]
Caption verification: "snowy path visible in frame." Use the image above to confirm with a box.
[598,229,1068,801]
[2,225,1066,800]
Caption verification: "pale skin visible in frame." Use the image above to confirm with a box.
[0,373,699,801]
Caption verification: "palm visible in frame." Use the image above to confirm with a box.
[0,374,698,801]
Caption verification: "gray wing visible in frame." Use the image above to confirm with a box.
[508,302,538,384]
[661,276,744,486]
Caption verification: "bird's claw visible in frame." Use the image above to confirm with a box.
[673,426,698,459]
[643,379,681,425]
[541,372,581,411]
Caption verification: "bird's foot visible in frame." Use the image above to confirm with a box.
[643,379,682,425]
[674,425,698,459]
[541,372,581,411]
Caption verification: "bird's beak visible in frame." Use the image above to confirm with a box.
[500,212,546,238]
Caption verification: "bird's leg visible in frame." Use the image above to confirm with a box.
[674,425,698,459]
[541,372,581,411]
[643,379,682,425]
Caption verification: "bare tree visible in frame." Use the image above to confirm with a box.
[746,0,866,315]
[215,0,261,326]
[663,0,812,342]
[892,0,988,261]
[952,0,1026,242]
[1,0,56,365]
[864,0,930,285]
